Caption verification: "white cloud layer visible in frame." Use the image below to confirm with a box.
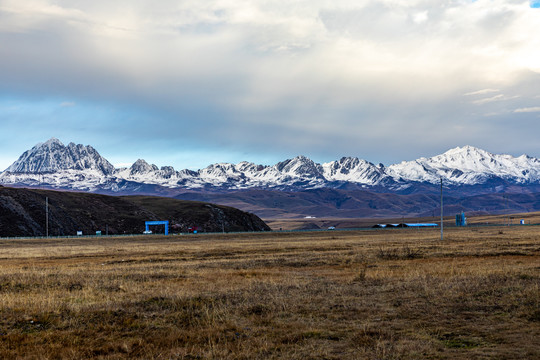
[1,0,540,167]
[514,107,540,113]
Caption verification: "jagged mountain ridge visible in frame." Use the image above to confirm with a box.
[387,145,540,185]
[6,138,115,175]
[2,138,540,193]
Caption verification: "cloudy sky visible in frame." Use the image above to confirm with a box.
[1,0,540,170]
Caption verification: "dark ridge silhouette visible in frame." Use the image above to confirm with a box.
[0,187,270,237]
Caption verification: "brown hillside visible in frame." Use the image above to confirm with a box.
[0,186,269,237]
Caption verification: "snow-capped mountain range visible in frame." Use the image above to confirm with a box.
[1,138,540,194]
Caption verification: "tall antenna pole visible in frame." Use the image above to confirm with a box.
[46,197,49,238]
[440,178,443,241]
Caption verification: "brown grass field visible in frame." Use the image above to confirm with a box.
[0,226,539,359]
[265,210,540,231]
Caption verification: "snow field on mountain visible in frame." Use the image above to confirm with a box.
[2,139,540,191]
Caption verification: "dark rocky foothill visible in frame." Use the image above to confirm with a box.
[0,187,270,237]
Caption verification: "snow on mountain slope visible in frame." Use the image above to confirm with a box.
[114,159,198,189]
[0,138,117,191]
[0,169,112,191]
[387,146,540,185]
[322,157,388,185]
[198,163,247,184]
[275,156,324,178]
[2,139,540,192]
[5,138,115,175]
[188,157,326,189]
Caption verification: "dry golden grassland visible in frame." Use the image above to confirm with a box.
[265,210,540,231]
[0,227,539,359]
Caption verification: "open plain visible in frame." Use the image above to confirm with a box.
[0,226,539,359]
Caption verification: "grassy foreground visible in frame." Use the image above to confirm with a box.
[0,227,539,359]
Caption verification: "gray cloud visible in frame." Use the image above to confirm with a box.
[1,0,540,168]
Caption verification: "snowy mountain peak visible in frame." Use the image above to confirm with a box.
[130,159,159,175]
[4,138,114,175]
[445,145,483,153]
[322,157,388,185]
[42,137,63,146]
[439,145,492,159]
[275,156,324,178]
[236,161,266,173]
[2,140,540,192]
[388,145,540,185]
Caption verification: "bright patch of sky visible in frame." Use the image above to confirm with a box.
[531,1,540,8]
[1,0,540,171]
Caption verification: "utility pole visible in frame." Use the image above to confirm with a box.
[440,178,443,241]
[46,197,49,238]
[506,195,510,226]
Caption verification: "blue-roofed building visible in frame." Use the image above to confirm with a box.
[373,223,438,228]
